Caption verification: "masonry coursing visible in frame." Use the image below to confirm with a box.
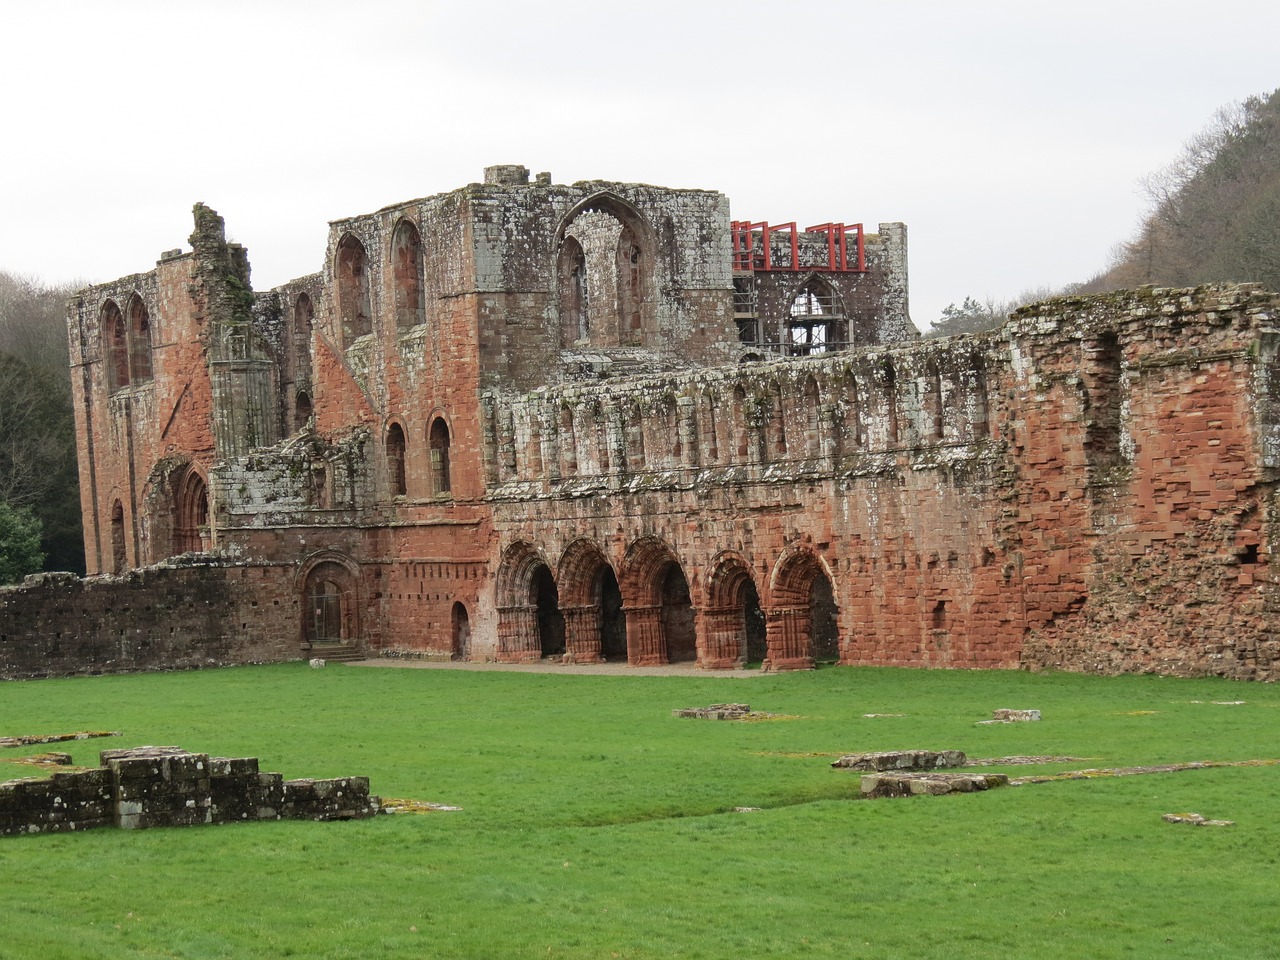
[1,165,1276,681]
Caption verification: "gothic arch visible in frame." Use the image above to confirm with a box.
[385,421,407,497]
[297,552,362,650]
[335,233,372,346]
[765,544,839,670]
[174,466,210,555]
[428,415,452,495]
[554,193,657,346]
[701,552,766,667]
[126,294,153,383]
[556,538,624,663]
[787,274,846,355]
[619,536,696,665]
[390,218,425,332]
[101,300,130,391]
[494,541,562,661]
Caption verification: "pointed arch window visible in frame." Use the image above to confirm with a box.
[429,417,452,496]
[127,295,153,383]
[788,278,845,355]
[558,236,588,346]
[336,234,372,346]
[102,301,130,391]
[391,220,425,333]
[386,422,407,496]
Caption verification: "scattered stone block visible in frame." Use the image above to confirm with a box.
[309,659,326,669]
[1162,812,1235,827]
[979,709,1041,724]
[831,749,966,771]
[673,704,752,720]
[860,772,1009,799]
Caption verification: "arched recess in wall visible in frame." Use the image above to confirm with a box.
[173,467,210,555]
[391,219,425,333]
[428,416,451,496]
[101,300,130,391]
[619,536,696,664]
[557,235,588,346]
[109,499,127,574]
[298,553,362,649]
[294,391,312,432]
[787,275,845,355]
[554,193,656,347]
[292,293,314,390]
[495,541,563,660]
[385,421,407,496]
[882,359,900,446]
[732,385,750,460]
[1084,330,1125,474]
[335,233,372,347]
[126,294,153,383]
[842,369,863,451]
[768,545,840,667]
[803,375,822,458]
[923,360,944,441]
[558,538,626,663]
[451,602,471,660]
[704,552,766,665]
[970,352,990,440]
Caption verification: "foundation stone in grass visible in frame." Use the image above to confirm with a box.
[831,749,966,771]
[673,704,752,720]
[860,772,1009,798]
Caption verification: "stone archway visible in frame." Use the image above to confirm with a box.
[766,546,839,671]
[618,537,694,667]
[556,539,624,664]
[299,555,361,651]
[451,602,471,661]
[702,553,765,668]
[494,541,561,662]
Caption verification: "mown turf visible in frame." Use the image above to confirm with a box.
[1,664,1276,959]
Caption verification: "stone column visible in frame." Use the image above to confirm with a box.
[563,605,604,664]
[624,605,666,666]
[763,605,814,671]
[698,605,744,669]
[497,605,541,662]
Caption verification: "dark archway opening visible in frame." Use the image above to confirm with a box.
[110,500,126,574]
[810,572,839,662]
[533,565,565,657]
[743,579,767,663]
[599,567,626,661]
[451,602,471,660]
[660,564,697,662]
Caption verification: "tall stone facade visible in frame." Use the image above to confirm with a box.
[4,165,1278,681]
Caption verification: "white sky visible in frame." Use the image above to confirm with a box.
[2,0,1277,329]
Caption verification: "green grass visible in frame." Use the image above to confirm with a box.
[1,664,1278,959]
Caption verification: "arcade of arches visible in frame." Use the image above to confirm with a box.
[494,538,836,669]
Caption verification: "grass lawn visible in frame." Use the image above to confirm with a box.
[1,663,1277,959]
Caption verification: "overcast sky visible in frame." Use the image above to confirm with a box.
[3,0,1277,329]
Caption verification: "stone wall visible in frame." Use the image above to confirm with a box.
[0,561,299,680]
[0,746,379,836]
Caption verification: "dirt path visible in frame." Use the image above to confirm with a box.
[345,658,760,678]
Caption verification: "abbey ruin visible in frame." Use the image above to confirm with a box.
[2,164,1278,681]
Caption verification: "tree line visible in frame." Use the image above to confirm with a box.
[930,87,1280,337]
[0,272,84,583]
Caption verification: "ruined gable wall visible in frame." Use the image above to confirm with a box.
[471,177,739,392]
[68,252,217,575]
[1013,285,1280,680]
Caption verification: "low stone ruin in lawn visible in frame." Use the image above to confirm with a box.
[0,745,381,836]
[831,749,967,771]
[673,703,753,720]
[829,749,1010,799]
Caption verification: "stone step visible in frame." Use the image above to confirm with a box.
[307,645,365,664]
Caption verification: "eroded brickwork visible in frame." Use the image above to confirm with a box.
[6,167,1276,683]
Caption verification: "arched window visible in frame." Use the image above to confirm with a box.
[391,220,425,333]
[557,236,588,346]
[336,234,371,346]
[617,224,643,338]
[788,277,845,355]
[429,417,452,495]
[386,423,407,496]
[174,469,209,555]
[293,293,314,382]
[102,301,130,391]
[294,391,312,432]
[126,295,153,383]
[110,499,127,574]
